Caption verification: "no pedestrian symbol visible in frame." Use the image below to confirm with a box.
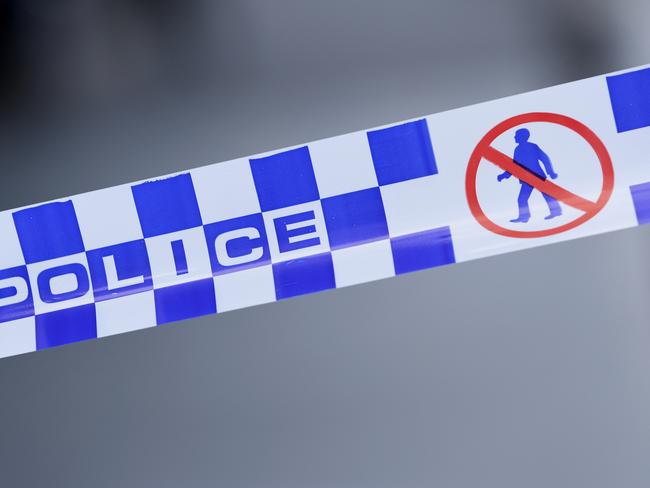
[465,112,615,238]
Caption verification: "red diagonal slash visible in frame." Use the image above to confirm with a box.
[482,145,597,214]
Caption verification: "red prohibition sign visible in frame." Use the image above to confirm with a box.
[465,112,615,238]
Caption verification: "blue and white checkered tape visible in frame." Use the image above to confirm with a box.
[1,64,649,359]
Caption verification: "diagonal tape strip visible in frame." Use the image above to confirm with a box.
[1,64,649,359]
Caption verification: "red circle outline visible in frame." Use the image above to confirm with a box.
[465,112,614,238]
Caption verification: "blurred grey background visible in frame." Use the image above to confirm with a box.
[1,1,649,487]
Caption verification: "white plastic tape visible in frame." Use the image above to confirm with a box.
[1,64,649,359]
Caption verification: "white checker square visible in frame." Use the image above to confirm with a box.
[0,317,36,359]
[27,253,93,315]
[145,227,212,289]
[332,239,394,287]
[380,175,464,238]
[0,210,25,269]
[192,159,261,224]
[310,131,379,198]
[95,291,156,338]
[214,265,276,312]
[73,185,143,250]
[263,201,330,263]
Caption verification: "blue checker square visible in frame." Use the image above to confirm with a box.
[367,119,438,186]
[0,266,34,323]
[273,253,335,300]
[322,187,389,249]
[132,173,203,238]
[87,240,153,302]
[35,304,97,350]
[607,67,650,133]
[204,213,270,275]
[391,226,455,275]
[154,278,217,325]
[630,182,650,225]
[13,201,85,264]
[250,146,320,211]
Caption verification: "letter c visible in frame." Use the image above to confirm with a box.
[214,227,264,267]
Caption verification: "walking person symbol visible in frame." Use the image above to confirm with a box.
[496,128,562,223]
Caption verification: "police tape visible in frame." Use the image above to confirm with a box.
[1,64,649,359]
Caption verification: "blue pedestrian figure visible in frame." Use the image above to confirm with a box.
[497,128,562,223]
